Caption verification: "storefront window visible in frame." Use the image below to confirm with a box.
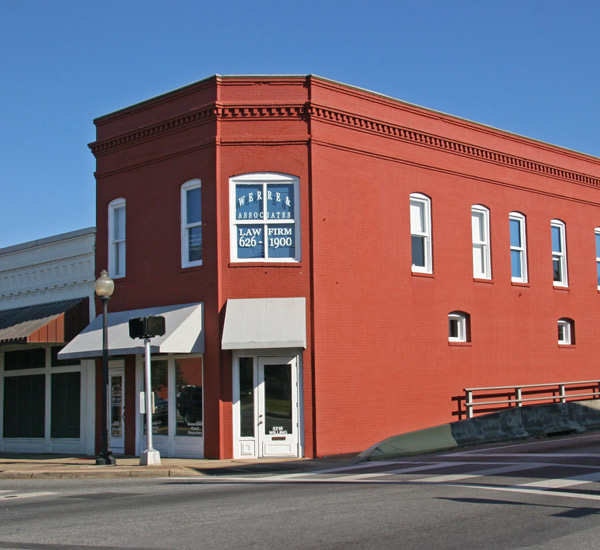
[110,374,123,438]
[264,364,293,435]
[239,357,254,438]
[51,372,81,438]
[144,360,168,435]
[4,348,45,371]
[175,357,203,437]
[2,346,82,441]
[3,374,45,438]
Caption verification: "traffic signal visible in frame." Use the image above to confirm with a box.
[129,315,166,339]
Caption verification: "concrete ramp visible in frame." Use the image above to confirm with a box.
[360,400,600,460]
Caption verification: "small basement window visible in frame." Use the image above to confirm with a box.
[558,318,574,346]
[449,311,470,343]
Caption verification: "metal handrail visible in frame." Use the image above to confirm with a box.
[464,380,600,418]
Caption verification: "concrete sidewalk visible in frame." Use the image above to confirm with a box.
[0,453,360,480]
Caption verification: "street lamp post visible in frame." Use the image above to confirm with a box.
[95,270,116,465]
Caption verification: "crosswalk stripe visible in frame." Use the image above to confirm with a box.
[181,462,546,484]
[305,460,412,475]
[442,433,600,456]
[444,452,600,458]
[291,459,600,479]
[458,483,600,502]
[324,462,473,482]
[170,458,600,501]
[520,470,600,489]
[261,461,516,482]
[410,463,545,483]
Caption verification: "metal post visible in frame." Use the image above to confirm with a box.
[96,296,115,465]
[559,384,566,404]
[515,387,523,407]
[139,337,161,465]
[466,390,473,419]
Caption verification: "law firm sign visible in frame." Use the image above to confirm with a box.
[232,174,299,261]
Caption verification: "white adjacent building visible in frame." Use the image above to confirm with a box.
[0,228,96,454]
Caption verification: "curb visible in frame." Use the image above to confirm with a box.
[0,456,360,480]
[0,468,203,480]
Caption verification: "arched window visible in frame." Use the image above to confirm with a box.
[449,311,470,343]
[181,179,202,268]
[410,193,432,273]
[108,198,126,278]
[551,219,568,287]
[558,318,574,346]
[595,228,600,289]
[509,212,527,283]
[229,173,300,262]
[472,205,491,279]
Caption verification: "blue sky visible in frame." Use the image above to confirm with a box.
[1,0,599,249]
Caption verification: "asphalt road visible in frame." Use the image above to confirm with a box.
[3,434,600,549]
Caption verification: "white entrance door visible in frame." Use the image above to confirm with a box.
[109,366,125,455]
[257,357,299,458]
[235,356,300,459]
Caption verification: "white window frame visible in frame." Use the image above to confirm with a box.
[448,312,468,343]
[558,318,573,346]
[551,219,568,287]
[509,212,527,283]
[0,345,89,454]
[108,198,126,279]
[181,179,202,268]
[595,228,600,290]
[472,205,491,279]
[135,353,204,458]
[410,193,432,274]
[229,173,301,263]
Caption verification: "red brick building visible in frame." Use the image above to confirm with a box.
[62,75,600,459]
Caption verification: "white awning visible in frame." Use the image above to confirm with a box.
[221,297,306,350]
[58,303,204,360]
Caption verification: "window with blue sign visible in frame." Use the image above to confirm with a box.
[230,173,300,262]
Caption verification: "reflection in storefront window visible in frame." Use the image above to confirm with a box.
[176,357,203,437]
[143,360,168,435]
[239,358,254,437]
[264,364,293,435]
[110,375,123,438]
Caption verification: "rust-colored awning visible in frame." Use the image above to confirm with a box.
[0,298,89,345]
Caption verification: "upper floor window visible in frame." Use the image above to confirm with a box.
[551,219,568,287]
[410,193,432,273]
[509,212,527,283]
[449,311,470,343]
[558,318,574,346]
[181,180,202,268]
[108,198,126,278]
[230,173,300,262]
[472,205,491,279]
[595,228,600,289]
